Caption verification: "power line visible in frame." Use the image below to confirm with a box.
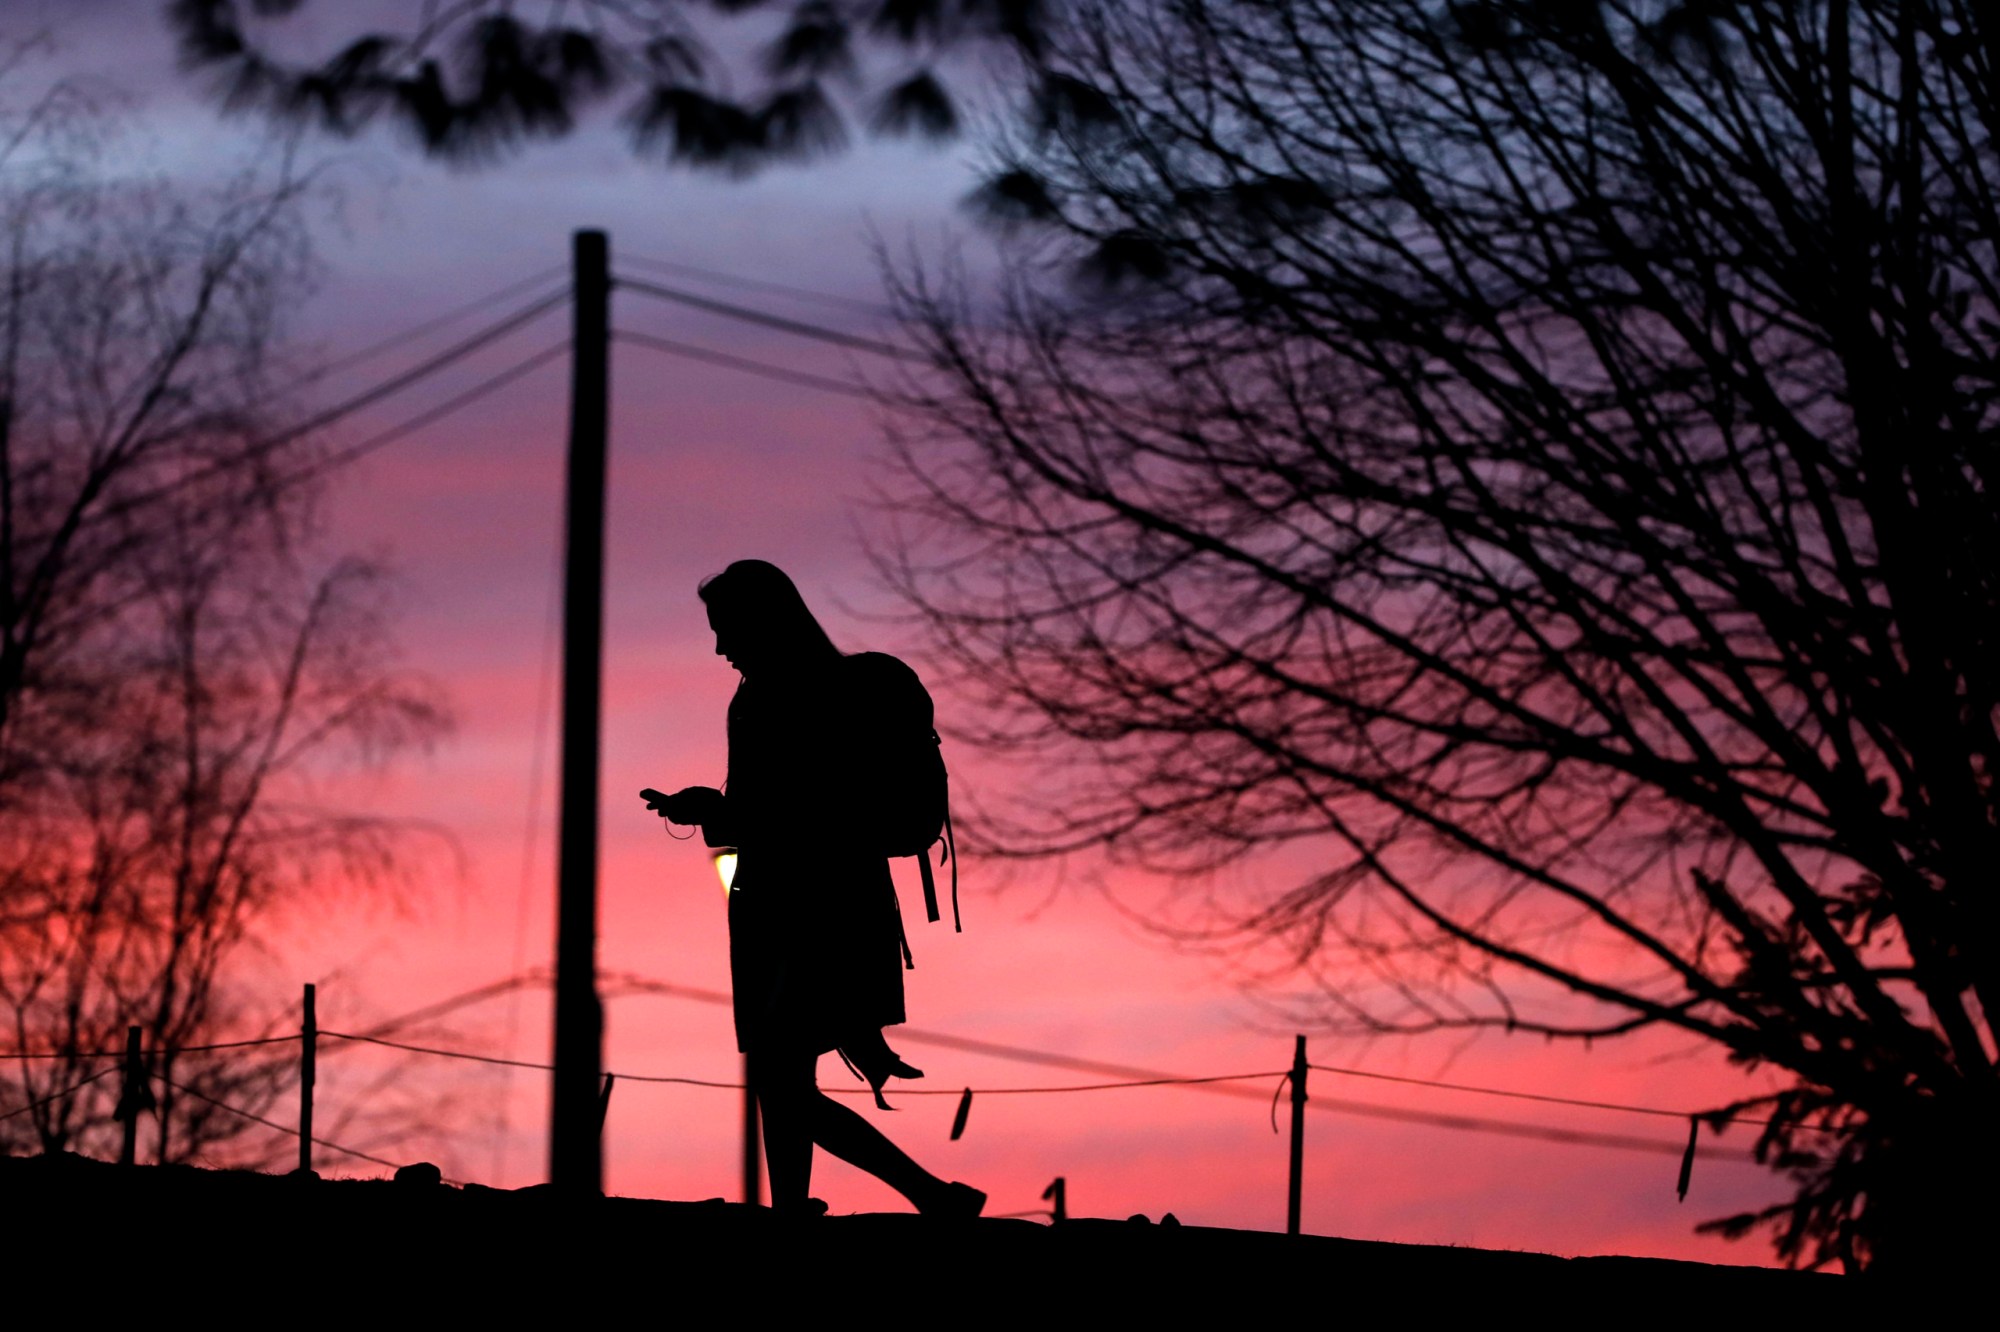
[280,340,572,486]
[280,267,570,398]
[1,1034,300,1061]
[1308,1063,1795,1131]
[242,289,571,466]
[54,289,570,538]
[0,1066,117,1122]
[351,972,551,1040]
[823,1072,1285,1097]
[618,251,896,318]
[597,971,1789,1133]
[18,971,1773,1166]
[615,275,926,363]
[0,979,547,1063]
[322,1027,1280,1097]
[45,265,910,547]
[322,1031,559,1074]
[1300,1093,1750,1160]
[81,269,570,484]
[593,972,1763,1159]
[315,1015,1755,1161]
[157,1075,410,1172]
[602,972,1270,1083]
[494,542,566,1184]
[613,329,878,400]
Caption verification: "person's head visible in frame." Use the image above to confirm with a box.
[697,560,842,677]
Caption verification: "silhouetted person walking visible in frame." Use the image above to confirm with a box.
[644,560,984,1219]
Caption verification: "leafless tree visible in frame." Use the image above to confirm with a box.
[876,0,1997,1274]
[0,60,447,1165]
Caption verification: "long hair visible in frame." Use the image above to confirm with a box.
[698,559,844,667]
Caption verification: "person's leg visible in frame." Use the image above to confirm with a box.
[749,1046,818,1211]
[807,1088,979,1214]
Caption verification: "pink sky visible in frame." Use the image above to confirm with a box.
[24,2,1800,1263]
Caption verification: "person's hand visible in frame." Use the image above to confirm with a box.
[643,785,722,825]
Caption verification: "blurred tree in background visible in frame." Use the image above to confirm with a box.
[166,0,1051,170]
[875,0,1997,1275]
[0,50,447,1166]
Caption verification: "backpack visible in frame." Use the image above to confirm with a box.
[846,652,958,960]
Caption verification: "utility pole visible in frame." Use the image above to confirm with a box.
[551,228,610,1195]
[298,983,317,1176]
[1287,1035,1309,1235]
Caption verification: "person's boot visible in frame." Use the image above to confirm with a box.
[837,1028,924,1110]
[919,1180,986,1219]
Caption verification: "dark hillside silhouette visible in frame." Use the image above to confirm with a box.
[4,1154,1879,1317]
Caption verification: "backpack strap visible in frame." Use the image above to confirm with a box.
[919,847,941,924]
[945,804,960,933]
[890,881,916,969]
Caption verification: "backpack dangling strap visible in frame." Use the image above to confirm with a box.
[919,847,942,924]
[891,883,915,969]
[945,805,961,933]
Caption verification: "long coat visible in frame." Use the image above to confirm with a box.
[703,654,910,1055]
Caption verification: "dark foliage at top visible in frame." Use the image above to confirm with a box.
[166,0,1053,171]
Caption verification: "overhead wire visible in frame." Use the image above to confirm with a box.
[348,972,551,1040]
[239,286,571,456]
[232,290,570,470]
[1,1034,301,1061]
[322,1031,559,1074]
[594,973,1763,1158]
[317,1012,1757,1162]
[0,974,552,1061]
[1307,1062,1799,1131]
[1301,1094,1747,1160]
[49,259,912,543]
[612,329,879,400]
[55,287,570,535]
[615,275,926,363]
[322,1028,1280,1096]
[492,533,568,1184]
[157,1074,412,1173]
[3,975,1775,1165]
[0,1066,117,1122]
[275,340,572,487]
[276,265,570,398]
[617,250,896,318]
[826,1072,1284,1096]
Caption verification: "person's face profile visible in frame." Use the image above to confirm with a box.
[708,603,767,675]
[708,605,740,672]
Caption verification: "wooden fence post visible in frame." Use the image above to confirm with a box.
[1287,1035,1308,1235]
[299,983,317,1175]
[116,1025,146,1167]
[1042,1176,1066,1222]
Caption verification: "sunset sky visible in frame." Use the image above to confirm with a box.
[18,1,1800,1262]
